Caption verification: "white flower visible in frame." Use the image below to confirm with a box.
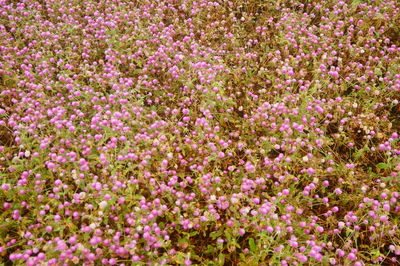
[77,243,85,251]
[89,223,97,229]
[99,201,107,210]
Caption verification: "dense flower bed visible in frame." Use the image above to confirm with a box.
[0,0,399,264]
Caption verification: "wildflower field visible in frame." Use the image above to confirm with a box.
[0,0,399,265]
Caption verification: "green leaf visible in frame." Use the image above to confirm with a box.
[376,163,387,170]
[205,245,215,254]
[370,249,383,259]
[218,253,225,264]
[224,231,232,242]
[249,238,256,253]
[374,68,382,76]
[188,231,199,237]
[210,230,222,240]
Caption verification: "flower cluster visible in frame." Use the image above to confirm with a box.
[0,0,399,265]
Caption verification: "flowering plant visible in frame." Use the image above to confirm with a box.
[0,0,399,265]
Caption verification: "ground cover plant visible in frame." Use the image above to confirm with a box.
[0,0,399,265]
